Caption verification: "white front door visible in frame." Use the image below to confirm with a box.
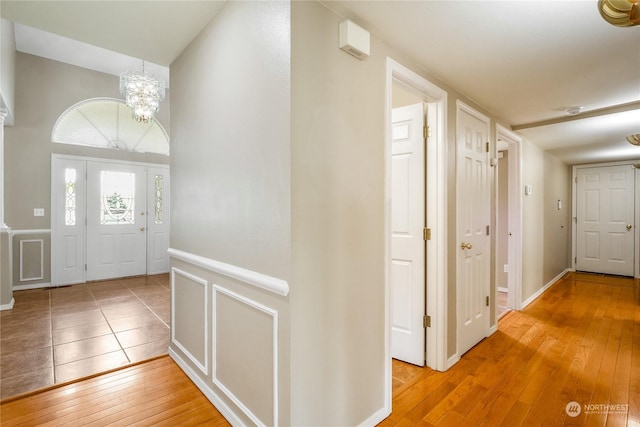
[457,102,490,356]
[390,103,426,366]
[86,161,147,281]
[576,165,635,276]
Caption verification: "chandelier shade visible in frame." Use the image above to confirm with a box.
[119,67,166,123]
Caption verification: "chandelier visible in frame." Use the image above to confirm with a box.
[119,62,166,123]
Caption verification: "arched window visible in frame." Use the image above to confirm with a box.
[52,98,169,156]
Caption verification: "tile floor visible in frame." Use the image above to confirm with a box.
[0,274,170,399]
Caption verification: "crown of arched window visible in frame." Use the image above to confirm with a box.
[51,98,169,156]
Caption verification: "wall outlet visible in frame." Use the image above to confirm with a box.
[503,264,509,273]
[34,208,45,217]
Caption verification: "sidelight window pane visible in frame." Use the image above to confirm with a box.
[64,168,77,226]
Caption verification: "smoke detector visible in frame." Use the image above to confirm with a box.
[565,107,584,116]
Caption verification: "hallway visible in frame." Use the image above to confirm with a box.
[0,274,170,399]
[387,272,640,426]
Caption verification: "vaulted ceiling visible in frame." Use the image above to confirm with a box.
[2,0,639,164]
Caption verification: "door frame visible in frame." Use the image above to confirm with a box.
[51,154,169,285]
[495,125,523,311]
[384,57,449,412]
[571,161,639,278]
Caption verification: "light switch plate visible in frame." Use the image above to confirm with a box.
[34,208,45,217]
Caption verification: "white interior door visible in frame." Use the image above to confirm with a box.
[457,103,490,357]
[86,161,147,281]
[390,103,426,366]
[146,166,170,274]
[51,157,86,285]
[576,165,635,276]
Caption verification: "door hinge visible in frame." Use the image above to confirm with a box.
[486,225,490,236]
[486,142,490,153]
[486,296,490,307]
[423,125,430,140]
[575,257,577,264]
[575,176,578,183]
[423,315,431,328]
[424,227,431,241]
[84,264,87,271]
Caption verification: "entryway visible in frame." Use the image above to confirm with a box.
[51,155,170,285]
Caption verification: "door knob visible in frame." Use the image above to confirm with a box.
[627,224,633,230]
[460,242,472,250]
[140,227,145,232]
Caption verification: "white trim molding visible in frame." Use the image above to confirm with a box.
[521,268,570,309]
[171,267,209,376]
[0,297,15,311]
[19,239,44,281]
[10,229,51,235]
[168,248,289,296]
[212,285,279,427]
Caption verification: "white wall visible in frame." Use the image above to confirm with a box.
[169,1,291,425]
[0,19,15,124]
[520,139,571,302]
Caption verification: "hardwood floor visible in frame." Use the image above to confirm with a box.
[386,272,640,426]
[0,355,230,426]
[0,272,637,426]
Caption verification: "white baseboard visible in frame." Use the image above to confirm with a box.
[13,282,52,291]
[169,347,242,426]
[358,405,391,427]
[488,324,498,335]
[0,297,15,311]
[520,268,570,309]
[446,353,460,370]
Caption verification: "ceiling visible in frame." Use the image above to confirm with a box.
[2,0,639,165]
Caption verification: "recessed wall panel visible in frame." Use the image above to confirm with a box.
[172,268,208,374]
[213,287,276,426]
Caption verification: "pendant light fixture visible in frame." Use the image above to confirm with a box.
[598,0,640,27]
[119,61,166,123]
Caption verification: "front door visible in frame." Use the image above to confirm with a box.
[390,102,426,366]
[576,165,635,276]
[457,103,490,356]
[86,161,147,281]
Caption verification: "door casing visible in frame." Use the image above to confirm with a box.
[384,57,449,416]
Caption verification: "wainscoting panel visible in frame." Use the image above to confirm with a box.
[168,249,289,427]
[213,285,278,426]
[19,239,44,281]
[12,230,51,289]
[171,267,208,375]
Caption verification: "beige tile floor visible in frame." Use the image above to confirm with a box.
[0,274,170,399]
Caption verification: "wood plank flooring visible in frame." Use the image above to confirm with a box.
[385,272,640,426]
[0,355,230,426]
[0,272,637,426]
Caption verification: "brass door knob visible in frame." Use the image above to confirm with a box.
[626,224,633,230]
[460,242,472,250]
[140,227,146,232]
